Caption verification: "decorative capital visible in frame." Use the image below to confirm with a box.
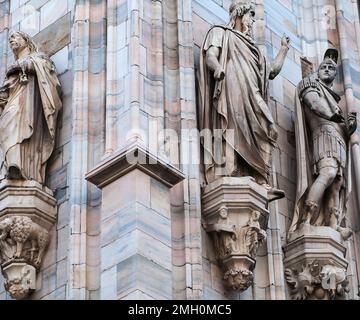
[0,181,57,299]
[0,216,49,269]
[285,261,349,300]
[202,178,270,292]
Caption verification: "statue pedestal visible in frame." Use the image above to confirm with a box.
[0,180,57,299]
[202,177,269,292]
[284,225,350,300]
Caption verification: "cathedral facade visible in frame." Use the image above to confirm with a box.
[0,0,359,300]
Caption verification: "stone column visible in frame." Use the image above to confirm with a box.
[86,145,184,299]
[85,0,194,300]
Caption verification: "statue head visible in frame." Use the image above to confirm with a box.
[5,278,30,300]
[9,31,38,59]
[228,1,255,37]
[318,48,338,86]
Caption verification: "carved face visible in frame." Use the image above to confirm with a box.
[9,33,27,52]
[240,9,255,36]
[224,269,254,292]
[318,60,337,84]
[6,280,30,300]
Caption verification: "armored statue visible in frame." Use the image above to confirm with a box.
[289,49,357,240]
[0,31,62,185]
[198,1,290,193]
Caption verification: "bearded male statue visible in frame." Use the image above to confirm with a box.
[198,1,290,198]
[0,31,62,185]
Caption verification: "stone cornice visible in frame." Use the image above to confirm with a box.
[86,144,185,189]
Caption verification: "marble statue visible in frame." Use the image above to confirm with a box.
[0,31,62,185]
[198,1,290,191]
[289,49,357,240]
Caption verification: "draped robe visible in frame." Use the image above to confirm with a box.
[199,26,275,184]
[0,52,62,184]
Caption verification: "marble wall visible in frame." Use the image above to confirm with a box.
[192,0,360,300]
[0,0,74,300]
[0,0,359,300]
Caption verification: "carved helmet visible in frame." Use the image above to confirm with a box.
[321,48,339,67]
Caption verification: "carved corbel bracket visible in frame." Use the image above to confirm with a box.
[0,180,57,299]
[202,177,269,292]
[284,225,350,300]
[285,261,349,300]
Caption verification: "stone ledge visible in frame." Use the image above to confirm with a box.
[284,225,348,270]
[202,177,269,226]
[0,180,57,230]
[86,144,185,189]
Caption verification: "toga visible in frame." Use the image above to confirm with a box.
[199,26,276,184]
[0,52,62,184]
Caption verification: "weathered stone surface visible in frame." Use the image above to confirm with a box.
[289,49,357,240]
[284,225,349,300]
[1,0,360,302]
[2,262,36,300]
[202,177,269,292]
[34,12,70,56]
[199,2,290,186]
[0,180,57,299]
[86,144,184,300]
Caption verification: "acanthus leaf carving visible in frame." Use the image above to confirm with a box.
[285,261,350,300]
[205,209,267,292]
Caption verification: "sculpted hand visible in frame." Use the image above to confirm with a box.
[346,112,357,136]
[331,113,345,123]
[281,35,291,49]
[214,67,225,81]
[331,107,345,123]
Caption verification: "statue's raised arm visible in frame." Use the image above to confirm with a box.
[199,1,289,201]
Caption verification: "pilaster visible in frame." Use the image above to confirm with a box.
[86,145,184,299]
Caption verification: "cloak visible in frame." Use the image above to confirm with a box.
[289,76,351,235]
[0,52,62,183]
[198,26,274,184]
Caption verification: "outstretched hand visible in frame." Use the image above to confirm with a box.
[281,35,291,49]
